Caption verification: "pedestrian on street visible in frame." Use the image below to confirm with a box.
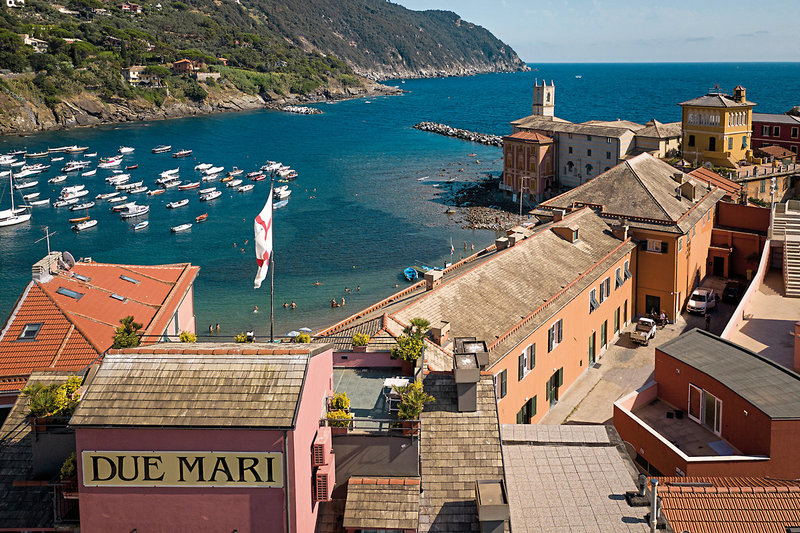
[704,312,711,331]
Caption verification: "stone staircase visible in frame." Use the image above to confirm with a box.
[772,201,800,297]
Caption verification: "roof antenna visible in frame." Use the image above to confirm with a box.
[34,226,57,273]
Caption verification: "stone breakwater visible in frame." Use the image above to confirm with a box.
[413,122,502,147]
[282,105,322,115]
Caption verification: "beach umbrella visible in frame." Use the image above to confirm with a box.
[299,327,313,333]
[286,330,301,337]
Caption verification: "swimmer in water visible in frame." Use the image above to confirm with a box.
[254,305,258,313]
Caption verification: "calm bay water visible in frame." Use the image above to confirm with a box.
[1,63,798,337]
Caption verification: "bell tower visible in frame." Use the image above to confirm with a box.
[532,79,555,117]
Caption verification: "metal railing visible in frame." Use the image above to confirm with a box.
[320,416,421,437]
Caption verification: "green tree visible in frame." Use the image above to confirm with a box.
[112,315,143,348]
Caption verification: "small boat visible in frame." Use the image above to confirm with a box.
[220,175,233,183]
[171,223,192,233]
[22,192,40,201]
[147,189,165,196]
[417,176,428,181]
[173,149,192,158]
[261,162,282,172]
[237,184,255,193]
[10,161,25,167]
[62,162,87,172]
[575,75,582,79]
[226,179,243,188]
[161,180,181,189]
[116,181,143,191]
[29,198,50,206]
[276,188,291,199]
[275,185,289,194]
[0,170,10,177]
[8,150,26,156]
[69,201,95,211]
[160,168,180,177]
[204,166,224,175]
[152,145,172,154]
[125,164,138,170]
[132,220,149,231]
[72,219,97,231]
[82,169,97,177]
[120,204,149,219]
[21,163,49,172]
[61,184,85,195]
[199,187,216,194]
[26,151,49,158]
[155,175,179,186]
[167,199,189,209]
[404,267,418,281]
[85,153,97,158]
[178,181,200,190]
[50,156,64,162]
[48,146,71,153]
[277,169,297,179]
[227,167,243,177]
[250,173,266,182]
[96,192,120,200]
[66,146,89,154]
[118,146,135,154]
[97,158,122,169]
[53,198,79,207]
[273,199,289,210]
[14,181,38,190]
[107,175,131,186]
[195,213,208,223]
[201,174,218,182]
[246,171,262,178]
[69,215,90,223]
[199,190,221,202]
[109,197,131,207]
[129,186,148,194]
[195,163,212,171]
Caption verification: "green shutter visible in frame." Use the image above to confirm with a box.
[661,241,668,254]
[556,368,564,387]
[531,396,537,416]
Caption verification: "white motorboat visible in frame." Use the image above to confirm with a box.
[14,169,40,179]
[155,174,180,186]
[201,174,218,182]
[48,146,71,153]
[22,192,40,201]
[261,161,282,172]
[60,189,89,200]
[171,223,192,233]
[276,188,292,199]
[49,175,67,184]
[82,169,97,177]
[275,185,289,194]
[204,166,224,175]
[106,174,131,185]
[118,146,135,154]
[0,170,10,177]
[199,187,216,194]
[226,179,243,188]
[96,192,120,200]
[69,201,95,211]
[161,180,181,189]
[61,184,86,195]
[85,152,97,158]
[227,167,243,177]
[132,220,149,231]
[14,180,38,190]
[237,184,255,193]
[152,145,172,154]
[53,198,79,207]
[178,181,200,191]
[129,186,148,194]
[65,145,89,154]
[120,204,149,219]
[49,156,64,162]
[0,174,30,227]
[273,199,289,210]
[116,181,144,191]
[0,155,17,165]
[167,199,189,209]
[173,149,192,158]
[108,196,129,205]
[62,162,88,172]
[72,219,97,231]
[29,198,50,206]
[160,168,180,178]
[194,163,212,171]
[10,161,25,168]
[199,190,221,201]
[98,159,122,169]
[21,163,49,172]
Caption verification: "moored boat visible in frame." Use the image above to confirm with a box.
[199,190,221,202]
[237,184,255,193]
[82,169,97,177]
[72,219,97,231]
[204,166,224,175]
[273,199,289,210]
[250,173,267,182]
[120,204,149,219]
[173,149,192,158]
[220,175,233,183]
[0,174,30,227]
[152,145,172,154]
[226,179,243,188]
[404,267,418,281]
[119,146,135,154]
[69,215,90,223]
[227,167,243,177]
[69,201,95,211]
[195,213,208,223]
[129,186,148,194]
[159,168,180,178]
[147,189,165,196]
[276,188,291,199]
[201,174,218,182]
[161,179,181,189]
[85,152,97,158]
[29,198,50,206]
[132,220,149,231]
[171,223,192,233]
[199,187,216,195]
[53,198,79,208]
[96,192,120,200]
[194,163,212,171]
[109,197,130,206]
[22,192,40,201]
[167,199,189,209]
[49,156,64,162]
[125,164,138,170]
[25,151,49,158]
[178,181,200,190]
[66,146,89,154]
[14,181,38,190]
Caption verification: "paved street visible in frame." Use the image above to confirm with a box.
[541,277,738,425]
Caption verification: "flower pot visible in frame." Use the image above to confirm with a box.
[331,426,349,435]
[352,345,367,353]
[401,420,420,436]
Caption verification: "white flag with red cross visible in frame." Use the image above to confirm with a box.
[253,189,273,289]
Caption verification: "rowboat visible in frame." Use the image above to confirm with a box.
[178,181,200,190]
[152,145,172,154]
[125,164,138,170]
[22,192,40,201]
[147,189,165,196]
[199,187,216,195]
[226,179,242,188]
[199,190,221,202]
[167,199,189,209]
[404,267,418,281]
[96,192,120,200]
[69,201,95,211]
[14,181,38,190]
[132,220,149,231]
[173,149,192,158]
[237,184,255,193]
[273,199,289,210]
[69,215,90,223]
[29,198,50,206]
[53,198,79,207]
[72,219,97,231]
[195,213,208,223]
[171,223,192,233]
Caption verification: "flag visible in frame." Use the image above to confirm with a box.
[450,241,454,255]
[253,188,273,289]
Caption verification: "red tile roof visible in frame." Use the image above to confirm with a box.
[688,167,741,198]
[0,260,198,392]
[757,145,796,159]
[657,476,800,533]
[504,131,553,143]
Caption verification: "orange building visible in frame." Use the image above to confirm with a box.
[0,252,198,410]
[501,131,555,203]
[535,153,726,321]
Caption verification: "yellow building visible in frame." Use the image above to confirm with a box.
[679,86,756,168]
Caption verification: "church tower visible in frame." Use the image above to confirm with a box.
[532,79,555,117]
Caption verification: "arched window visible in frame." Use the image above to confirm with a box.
[585,164,593,175]
[546,93,550,102]
[567,161,574,173]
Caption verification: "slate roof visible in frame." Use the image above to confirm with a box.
[657,329,800,419]
[343,478,420,530]
[501,424,648,532]
[418,374,507,532]
[69,343,331,428]
[582,119,644,130]
[537,153,726,234]
[0,371,79,529]
[394,209,635,365]
[752,112,800,125]
[679,93,754,108]
[656,476,800,533]
[635,119,682,139]
[0,258,198,392]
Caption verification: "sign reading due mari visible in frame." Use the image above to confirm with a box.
[82,451,283,488]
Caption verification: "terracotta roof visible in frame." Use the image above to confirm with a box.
[756,145,796,159]
[504,131,553,143]
[0,259,199,393]
[688,167,741,198]
[657,476,800,533]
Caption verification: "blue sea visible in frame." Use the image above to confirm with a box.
[1,63,799,337]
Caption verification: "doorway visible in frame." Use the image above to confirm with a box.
[713,256,725,277]
[645,295,661,316]
[588,332,596,366]
[546,368,564,407]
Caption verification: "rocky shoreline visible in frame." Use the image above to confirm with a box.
[414,122,503,147]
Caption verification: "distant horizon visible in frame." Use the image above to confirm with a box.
[394,0,800,63]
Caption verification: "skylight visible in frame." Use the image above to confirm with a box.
[110,293,126,301]
[71,272,90,282]
[56,287,84,300]
[17,322,43,341]
[119,275,140,284]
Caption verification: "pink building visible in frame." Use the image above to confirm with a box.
[70,343,335,533]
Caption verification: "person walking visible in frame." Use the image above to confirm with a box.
[704,312,711,331]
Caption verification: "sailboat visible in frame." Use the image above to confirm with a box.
[0,173,31,227]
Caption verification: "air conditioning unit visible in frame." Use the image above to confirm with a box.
[314,464,333,503]
[311,432,330,467]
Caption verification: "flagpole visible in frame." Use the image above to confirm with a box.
[270,173,275,343]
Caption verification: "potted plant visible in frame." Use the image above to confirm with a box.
[391,318,430,371]
[329,392,351,412]
[325,409,353,434]
[393,379,433,436]
[352,333,370,352]
[112,315,142,348]
[22,376,83,428]
[296,332,311,343]
[179,330,197,343]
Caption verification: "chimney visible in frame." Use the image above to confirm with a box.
[611,222,629,241]
[475,480,510,533]
[431,320,450,346]
[31,251,63,283]
[672,171,685,184]
[424,269,442,291]
[507,232,524,246]
[453,352,480,412]
[552,209,565,222]
[495,236,509,250]
[454,337,489,369]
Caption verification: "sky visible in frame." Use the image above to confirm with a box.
[393,0,800,63]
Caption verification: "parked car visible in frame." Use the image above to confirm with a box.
[722,281,743,304]
[631,317,657,346]
[687,288,716,314]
